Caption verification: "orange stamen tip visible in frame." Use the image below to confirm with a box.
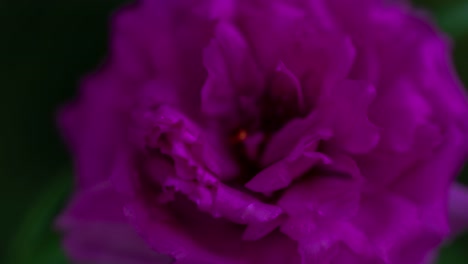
[237,130,248,141]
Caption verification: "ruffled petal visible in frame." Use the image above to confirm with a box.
[246,152,328,193]
[356,122,442,186]
[449,183,468,235]
[57,183,170,264]
[58,71,130,189]
[124,198,299,264]
[261,113,332,166]
[369,79,433,152]
[126,200,242,264]
[247,135,331,193]
[281,218,375,264]
[131,104,284,226]
[319,80,380,154]
[134,104,238,180]
[391,126,468,204]
[352,192,444,264]
[279,176,361,223]
[201,22,264,121]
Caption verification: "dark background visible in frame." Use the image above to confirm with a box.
[0,0,467,263]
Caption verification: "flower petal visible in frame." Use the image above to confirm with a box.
[278,176,361,222]
[201,22,263,121]
[449,183,468,235]
[247,135,331,193]
[391,126,468,204]
[319,80,380,154]
[57,183,170,264]
[352,192,444,264]
[124,198,299,264]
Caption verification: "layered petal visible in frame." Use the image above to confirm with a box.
[318,80,380,154]
[449,184,468,235]
[247,132,332,193]
[124,198,300,264]
[57,183,170,264]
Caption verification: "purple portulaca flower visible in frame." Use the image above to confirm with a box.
[57,0,468,263]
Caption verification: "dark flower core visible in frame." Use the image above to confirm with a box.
[228,69,308,186]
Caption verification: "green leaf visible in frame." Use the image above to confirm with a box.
[437,234,468,264]
[5,167,72,264]
[436,2,468,39]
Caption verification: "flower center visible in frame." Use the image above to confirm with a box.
[228,66,307,182]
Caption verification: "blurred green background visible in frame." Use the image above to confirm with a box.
[0,0,467,263]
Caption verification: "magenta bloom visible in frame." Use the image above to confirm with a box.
[58,0,468,263]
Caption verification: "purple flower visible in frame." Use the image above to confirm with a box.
[57,0,468,263]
